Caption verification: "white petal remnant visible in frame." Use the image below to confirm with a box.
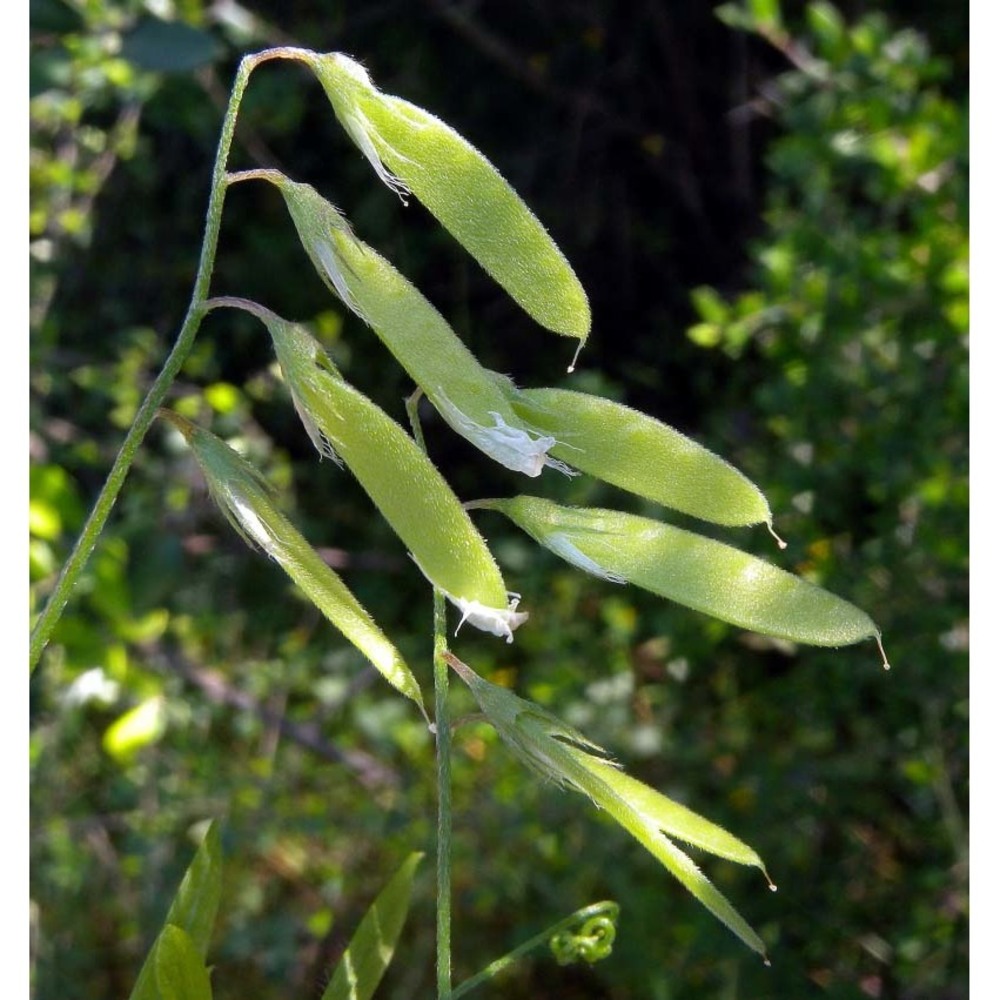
[451,593,529,643]
[435,391,577,478]
[290,390,342,465]
[410,554,528,642]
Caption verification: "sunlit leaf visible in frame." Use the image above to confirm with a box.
[154,926,213,1000]
[128,823,223,1000]
[103,696,166,760]
[320,853,423,1000]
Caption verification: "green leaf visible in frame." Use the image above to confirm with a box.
[120,19,222,73]
[304,52,591,346]
[128,823,223,1000]
[508,387,777,530]
[748,0,784,31]
[250,173,575,479]
[160,823,224,956]
[103,696,167,761]
[161,411,430,710]
[477,496,887,657]
[320,853,423,1000]
[446,654,770,958]
[154,926,213,1000]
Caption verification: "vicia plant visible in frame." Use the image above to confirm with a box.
[30,46,888,998]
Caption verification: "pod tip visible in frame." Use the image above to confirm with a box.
[876,633,891,671]
[766,521,788,550]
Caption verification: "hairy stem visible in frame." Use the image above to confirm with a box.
[433,587,453,999]
[29,49,296,670]
[406,388,453,998]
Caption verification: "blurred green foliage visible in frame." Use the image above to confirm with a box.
[30,1,967,998]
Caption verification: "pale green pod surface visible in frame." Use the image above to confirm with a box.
[217,301,526,641]
[270,175,574,479]
[446,654,769,958]
[321,853,423,1000]
[306,51,590,342]
[571,754,771,875]
[509,386,774,528]
[481,495,881,649]
[162,412,426,710]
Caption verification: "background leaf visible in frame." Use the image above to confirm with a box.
[320,853,423,1000]
[120,19,222,73]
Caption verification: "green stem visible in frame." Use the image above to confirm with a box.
[433,588,453,1000]
[406,387,453,999]
[447,900,620,999]
[29,49,292,671]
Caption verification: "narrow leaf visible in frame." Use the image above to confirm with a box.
[128,822,223,1000]
[161,411,429,707]
[446,654,769,957]
[305,52,591,345]
[509,386,777,529]
[321,853,423,1000]
[154,926,213,1000]
[160,822,224,957]
[479,496,885,654]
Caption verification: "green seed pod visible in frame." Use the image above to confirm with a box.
[159,411,426,712]
[477,495,887,659]
[252,172,574,479]
[303,51,590,347]
[210,299,526,642]
[446,652,771,959]
[508,386,780,532]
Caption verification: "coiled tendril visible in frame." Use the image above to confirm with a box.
[549,914,618,966]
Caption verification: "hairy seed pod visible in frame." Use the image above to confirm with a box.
[160,411,427,712]
[447,652,771,958]
[304,51,590,348]
[208,299,527,642]
[477,495,886,658]
[256,173,574,479]
[509,386,779,531]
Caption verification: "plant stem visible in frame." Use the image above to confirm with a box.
[29,49,290,671]
[406,388,454,999]
[433,588,453,999]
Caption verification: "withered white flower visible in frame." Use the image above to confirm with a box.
[410,554,528,642]
[435,391,577,479]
